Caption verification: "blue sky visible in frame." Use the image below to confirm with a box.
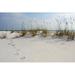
[0,13,53,30]
[0,13,75,30]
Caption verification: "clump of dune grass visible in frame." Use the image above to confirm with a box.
[55,29,75,40]
[20,30,27,37]
[67,31,75,40]
[55,30,64,38]
[0,35,6,39]
[30,30,38,37]
[41,29,49,37]
[62,30,75,40]
[11,30,15,33]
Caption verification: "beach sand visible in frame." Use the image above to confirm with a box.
[0,37,75,62]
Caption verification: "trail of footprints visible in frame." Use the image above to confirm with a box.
[8,39,26,61]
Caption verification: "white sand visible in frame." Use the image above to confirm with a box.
[0,36,75,62]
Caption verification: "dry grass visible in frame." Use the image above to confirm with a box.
[55,29,75,40]
[20,31,27,37]
[41,29,49,37]
[67,31,75,40]
[9,29,75,40]
[29,30,38,37]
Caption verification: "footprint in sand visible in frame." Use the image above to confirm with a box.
[8,39,26,60]
[8,42,12,45]
[14,49,21,55]
[11,44,15,47]
[20,56,26,60]
[14,52,20,56]
[17,49,21,51]
[60,42,65,45]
